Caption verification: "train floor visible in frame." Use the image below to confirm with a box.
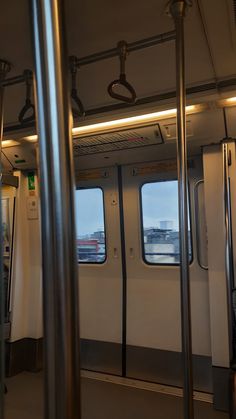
[5,371,229,419]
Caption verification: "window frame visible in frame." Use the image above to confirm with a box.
[139,179,193,266]
[75,186,107,265]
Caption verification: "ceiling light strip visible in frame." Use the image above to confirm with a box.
[22,105,197,142]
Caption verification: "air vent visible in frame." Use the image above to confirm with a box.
[73,124,163,156]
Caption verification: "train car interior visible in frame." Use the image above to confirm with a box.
[1,0,236,418]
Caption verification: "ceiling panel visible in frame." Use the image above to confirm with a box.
[198,0,236,78]
[224,106,236,138]
[66,0,172,56]
[0,0,235,128]
[74,108,226,169]
[0,0,32,76]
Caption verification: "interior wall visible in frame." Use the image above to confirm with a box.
[10,171,42,342]
[122,157,211,356]
[203,145,230,368]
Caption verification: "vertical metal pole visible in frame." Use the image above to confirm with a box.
[222,142,234,363]
[170,2,194,419]
[117,166,127,377]
[0,60,11,419]
[31,2,81,419]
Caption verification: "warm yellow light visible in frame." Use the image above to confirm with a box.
[72,105,196,137]
[22,104,199,142]
[2,140,20,148]
[226,97,236,104]
[217,97,236,107]
[23,135,38,142]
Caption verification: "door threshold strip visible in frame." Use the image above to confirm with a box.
[81,370,212,404]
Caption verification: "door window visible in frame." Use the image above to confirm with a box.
[141,180,192,264]
[75,188,106,263]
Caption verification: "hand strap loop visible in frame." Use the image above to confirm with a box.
[107,41,137,104]
[69,56,85,118]
[18,70,35,125]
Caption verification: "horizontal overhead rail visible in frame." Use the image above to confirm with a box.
[77,30,176,66]
[3,76,236,134]
[0,30,175,89]
[1,74,27,88]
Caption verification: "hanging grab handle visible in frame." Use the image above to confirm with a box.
[107,41,137,104]
[18,70,35,125]
[69,56,85,119]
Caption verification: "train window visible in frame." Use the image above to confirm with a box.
[141,180,192,265]
[75,188,106,263]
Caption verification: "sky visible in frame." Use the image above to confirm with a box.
[142,180,179,230]
[75,188,105,237]
[75,181,182,238]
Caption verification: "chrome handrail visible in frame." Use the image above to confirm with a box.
[170,1,194,418]
[0,60,11,419]
[31,1,81,418]
[194,180,208,270]
[223,142,235,363]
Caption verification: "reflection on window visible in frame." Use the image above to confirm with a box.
[75,188,106,263]
[141,180,192,264]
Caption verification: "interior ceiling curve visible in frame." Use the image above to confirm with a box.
[0,0,236,128]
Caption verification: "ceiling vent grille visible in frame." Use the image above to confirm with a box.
[73,124,163,156]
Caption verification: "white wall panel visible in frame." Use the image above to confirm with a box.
[123,158,211,356]
[203,145,230,367]
[10,171,42,341]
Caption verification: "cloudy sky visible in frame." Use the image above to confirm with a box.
[74,179,193,238]
[75,188,105,237]
[141,180,179,230]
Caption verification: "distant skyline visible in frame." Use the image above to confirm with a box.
[142,181,179,230]
[75,181,188,238]
[75,188,105,237]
